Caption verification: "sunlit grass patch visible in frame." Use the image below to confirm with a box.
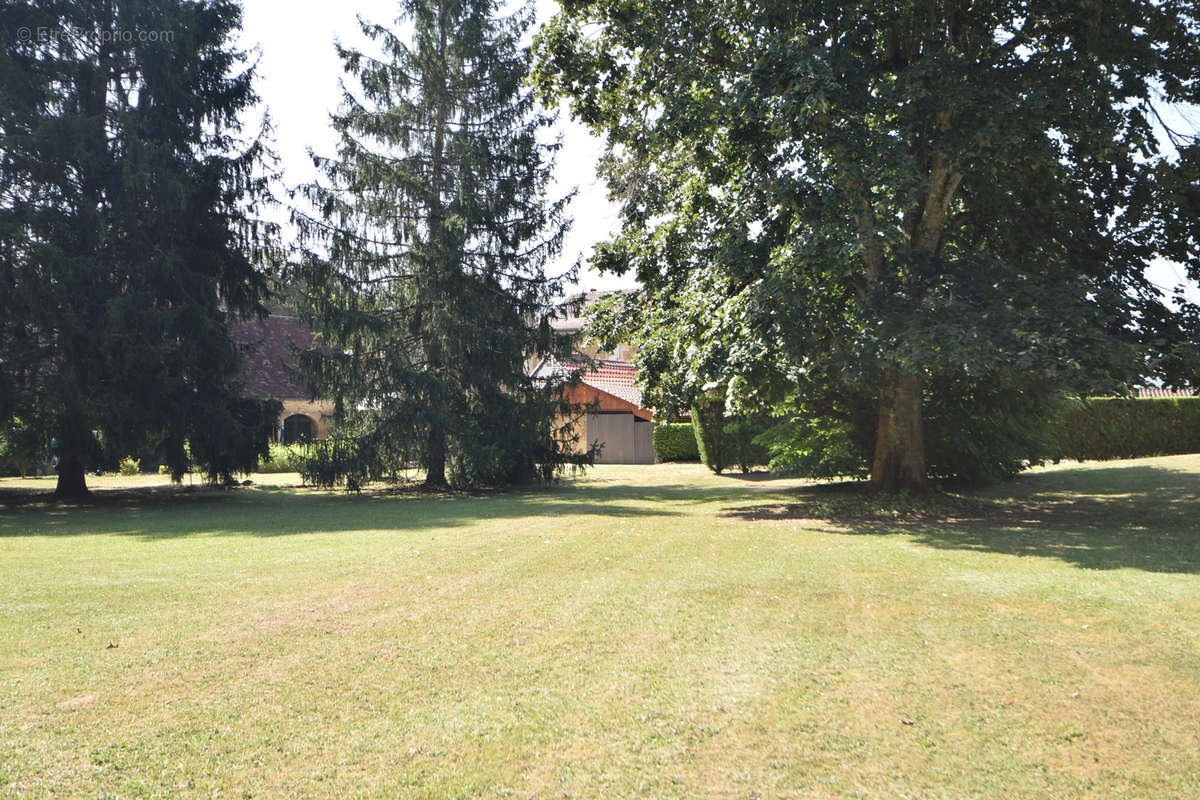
[1,457,1198,797]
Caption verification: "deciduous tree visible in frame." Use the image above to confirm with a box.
[535,0,1200,491]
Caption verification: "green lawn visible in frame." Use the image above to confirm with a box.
[1,457,1198,798]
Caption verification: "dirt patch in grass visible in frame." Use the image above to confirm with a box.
[722,461,1200,531]
[724,493,1124,530]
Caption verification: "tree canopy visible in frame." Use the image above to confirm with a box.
[535,0,1200,490]
[0,0,282,497]
[292,0,591,490]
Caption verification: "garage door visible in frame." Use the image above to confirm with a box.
[588,412,634,464]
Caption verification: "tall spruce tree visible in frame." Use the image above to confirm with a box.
[293,0,586,490]
[535,0,1200,492]
[0,0,280,498]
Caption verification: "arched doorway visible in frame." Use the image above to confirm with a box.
[281,414,315,445]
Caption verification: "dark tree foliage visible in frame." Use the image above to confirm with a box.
[756,372,1065,485]
[293,0,591,490]
[535,0,1200,492]
[0,0,281,498]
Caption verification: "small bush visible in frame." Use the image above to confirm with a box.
[722,416,771,474]
[118,456,140,476]
[756,413,870,480]
[653,423,699,461]
[691,395,769,474]
[1056,397,1200,461]
[257,442,313,473]
[691,397,724,472]
[0,420,45,477]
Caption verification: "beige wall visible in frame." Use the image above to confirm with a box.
[278,398,334,441]
[586,412,656,465]
[556,383,655,464]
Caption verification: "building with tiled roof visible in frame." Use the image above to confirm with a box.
[544,289,640,363]
[584,359,643,408]
[531,355,651,418]
[231,316,333,444]
[231,296,659,459]
[530,352,655,465]
[529,290,657,463]
[1136,387,1198,399]
[549,289,637,331]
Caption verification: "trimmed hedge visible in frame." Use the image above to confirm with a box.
[691,395,770,474]
[653,423,700,462]
[1056,397,1200,461]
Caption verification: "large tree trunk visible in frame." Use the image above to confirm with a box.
[858,152,960,495]
[54,455,90,500]
[870,370,928,494]
[424,422,448,489]
[420,0,450,494]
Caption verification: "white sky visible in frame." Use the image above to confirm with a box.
[238,0,1195,305]
[238,0,634,295]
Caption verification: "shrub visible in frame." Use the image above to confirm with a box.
[723,416,771,473]
[653,423,699,461]
[756,413,871,480]
[1056,397,1200,461]
[118,456,140,476]
[691,395,770,474]
[691,396,725,472]
[0,420,45,477]
[922,375,1064,485]
[756,373,1063,486]
[257,442,312,473]
[154,439,196,483]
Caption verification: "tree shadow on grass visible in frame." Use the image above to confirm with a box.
[0,483,228,510]
[721,462,1200,574]
[0,477,793,540]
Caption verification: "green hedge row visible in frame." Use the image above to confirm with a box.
[653,423,700,462]
[1056,397,1200,461]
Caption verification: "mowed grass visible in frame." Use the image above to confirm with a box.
[1,457,1199,799]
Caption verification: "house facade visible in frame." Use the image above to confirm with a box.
[231,315,333,444]
[531,354,655,464]
[233,295,657,462]
[531,290,656,464]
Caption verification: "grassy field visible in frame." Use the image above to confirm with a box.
[1,457,1198,798]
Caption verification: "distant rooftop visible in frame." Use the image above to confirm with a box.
[530,353,646,411]
[230,315,317,400]
[1136,387,1198,399]
[549,289,637,332]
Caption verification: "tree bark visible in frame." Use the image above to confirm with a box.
[861,150,961,493]
[420,0,450,494]
[424,419,449,489]
[870,370,928,494]
[54,455,90,500]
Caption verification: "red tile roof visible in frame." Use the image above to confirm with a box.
[1136,387,1198,399]
[582,359,642,407]
[530,353,650,414]
[230,315,317,400]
